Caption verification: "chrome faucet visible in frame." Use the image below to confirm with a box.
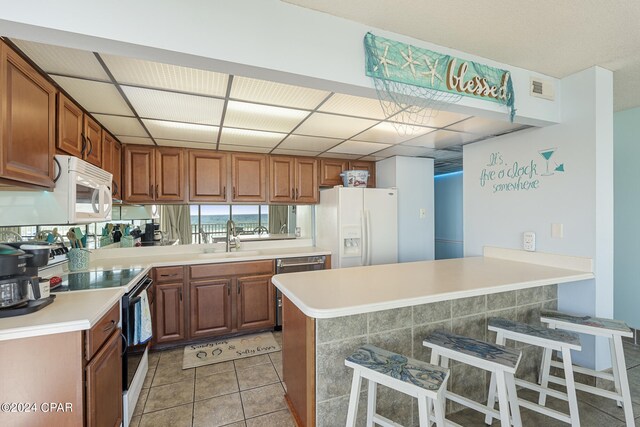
[226,219,239,251]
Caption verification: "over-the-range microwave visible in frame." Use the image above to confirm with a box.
[0,155,113,226]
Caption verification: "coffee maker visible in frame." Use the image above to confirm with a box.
[142,222,160,246]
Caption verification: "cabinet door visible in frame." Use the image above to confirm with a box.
[123,145,155,202]
[156,147,186,202]
[349,160,376,188]
[269,156,295,203]
[189,150,227,202]
[319,159,348,187]
[231,153,267,202]
[101,132,114,174]
[85,330,122,427]
[155,282,186,344]
[56,93,84,158]
[295,157,318,203]
[0,42,56,188]
[112,142,122,200]
[236,274,275,331]
[84,115,102,167]
[189,279,232,339]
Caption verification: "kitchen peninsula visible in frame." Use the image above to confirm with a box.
[272,247,594,427]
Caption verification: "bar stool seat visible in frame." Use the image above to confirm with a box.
[423,330,522,427]
[487,317,582,426]
[540,310,635,426]
[344,344,449,427]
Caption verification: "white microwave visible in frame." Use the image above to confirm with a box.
[53,155,113,223]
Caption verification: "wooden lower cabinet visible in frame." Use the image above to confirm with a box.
[189,278,233,338]
[237,274,275,331]
[85,330,122,427]
[154,282,186,344]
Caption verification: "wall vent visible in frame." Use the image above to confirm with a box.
[530,77,555,101]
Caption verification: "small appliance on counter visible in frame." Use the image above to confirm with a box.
[0,242,56,318]
[141,222,164,246]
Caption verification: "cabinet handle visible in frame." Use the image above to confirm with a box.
[160,273,178,277]
[233,187,236,199]
[223,186,226,198]
[295,188,299,200]
[179,288,182,302]
[149,184,153,197]
[155,184,159,199]
[86,136,93,156]
[81,133,87,157]
[237,284,241,295]
[112,180,118,197]
[291,188,294,199]
[227,283,230,296]
[103,319,116,333]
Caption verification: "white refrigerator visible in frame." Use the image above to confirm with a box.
[316,187,398,269]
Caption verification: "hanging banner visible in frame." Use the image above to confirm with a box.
[364,32,516,120]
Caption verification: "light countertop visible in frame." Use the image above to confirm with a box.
[0,245,329,341]
[271,247,594,319]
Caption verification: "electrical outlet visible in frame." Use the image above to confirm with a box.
[523,232,536,251]
[419,208,426,219]
[551,223,563,239]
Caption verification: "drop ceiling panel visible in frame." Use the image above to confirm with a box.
[295,113,377,139]
[12,39,110,81]
[142,119,218,143]
[277,135,342,152]
[155,139,217,149]
[327,140,391,156]
[122,86,224,125]
[373,145,438,157]
[92,114,147,138]
[101,54,228,96]
[353,122,433,144]
[52,76,133,116]
[219,128,286,148]
[224,101,309,133]
[117,136,155,146]
[218,144,272,154]
[271,148,320,156]
[446,116,526,136]
[318,93,388,119]
[388,109,470,129]
[403,129,480,149]
[230,76,329,109]
[318,152,362,160]
[359,155,389,161]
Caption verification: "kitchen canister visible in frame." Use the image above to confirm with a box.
[120,235,134,248]
[68,248,90,272]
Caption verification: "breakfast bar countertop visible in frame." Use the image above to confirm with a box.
[272,247,595,319]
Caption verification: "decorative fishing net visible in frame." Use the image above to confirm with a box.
[364,32,515,134]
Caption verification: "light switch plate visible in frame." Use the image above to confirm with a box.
[419,208,426,219]
[551,223,563,239]
[523,231,536,251]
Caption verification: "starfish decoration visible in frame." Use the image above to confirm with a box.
[400,46,421,77]
[373,44,398,78]
[421,56,443,86]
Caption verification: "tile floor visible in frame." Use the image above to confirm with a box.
[130,333,640,427]
[129,332,295,427]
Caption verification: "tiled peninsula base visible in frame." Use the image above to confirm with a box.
[282,285,558,427]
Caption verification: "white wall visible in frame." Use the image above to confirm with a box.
[0,0,559,125]
[377,156,434,262]
[463,67,614,369]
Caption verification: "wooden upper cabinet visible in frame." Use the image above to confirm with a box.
[0,41,56,188]
[349,160,376,188]
[56,93,84,158]
[155,147,186,202]
[319,158,348,187]
[295,157,318,203]
[123,145,155,203]
[189,278,233,339]
[236,274,275,331]
[231,153,267,202]
[83,115,102,167]
[189,150,227,202]
[85,330,122,427]
[112,141,122,200]
[101,132,122,198]
[101,132,114,175]
[269,156,295,203]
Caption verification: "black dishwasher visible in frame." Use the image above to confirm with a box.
[275,256,326,329]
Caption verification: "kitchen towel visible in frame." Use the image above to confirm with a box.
[134,290,152,345]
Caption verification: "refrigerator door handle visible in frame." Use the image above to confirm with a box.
[361,211,368,266]
[366,210,373,266]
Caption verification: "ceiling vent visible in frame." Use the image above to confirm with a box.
[530,77,555,101]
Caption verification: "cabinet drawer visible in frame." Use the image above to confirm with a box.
[190,260,274,279]
[155,266,184,283]
[85,302,120,361]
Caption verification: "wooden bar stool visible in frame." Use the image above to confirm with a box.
[539,310,635,426]
[487,317,582,426]
[344,344,449,427]
[423,330,522,427]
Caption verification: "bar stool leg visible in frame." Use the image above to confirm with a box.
[612,336,635,426]
[538,346,552,406]
[366,380,376,427]
[561,347,580,427]
[417,394,431,427]
[609,337,624,407]
[433,388,447,427]
[505,371,522,427]
[346,369,362,427]
[484,372,497,425]
[495,370,512,427]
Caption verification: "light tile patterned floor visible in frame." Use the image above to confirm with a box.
[130,331,294,427]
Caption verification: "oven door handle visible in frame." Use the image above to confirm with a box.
[131,276,154,297]
[277,260,325,269]
[120,331,128,357]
